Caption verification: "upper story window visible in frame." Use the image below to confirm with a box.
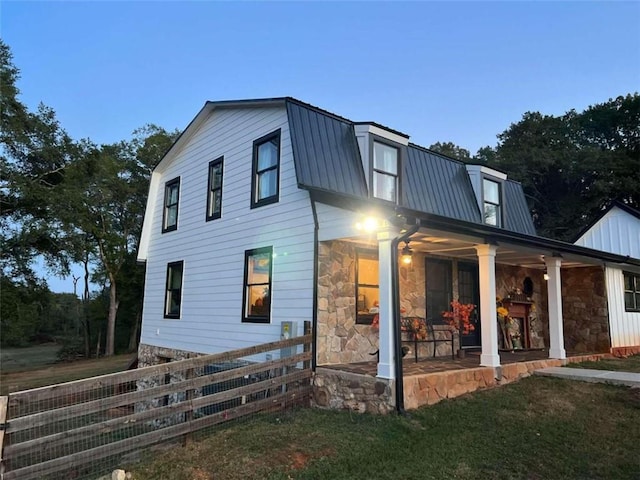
[373,141,399,202]
[162,177,180,232]
[483,178,502,226]
[164,261,184,319]
[624,272,640,312]
[206,157,224,221]
[356,250,379,325]
[251,130,280,208]
[243,246,273,323]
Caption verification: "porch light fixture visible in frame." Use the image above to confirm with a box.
[543,270,549,281]
[401,241,413,265]
[355,216,381,233]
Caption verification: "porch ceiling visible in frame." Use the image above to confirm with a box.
[343,229,601,270]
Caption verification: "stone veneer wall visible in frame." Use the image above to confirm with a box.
[495,265,547,349]
[312,368,395,414]
[317,241,377,364]
[317,242,459,365]
[561,266,610,353]
[136,343,203,423]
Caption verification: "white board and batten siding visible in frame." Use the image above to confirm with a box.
[139,106,315,357]
[575,205,640,348]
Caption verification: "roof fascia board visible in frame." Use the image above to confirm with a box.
[354,123,410,145]
[466,164,507,181]
[307,188,640,268]
[154,98,288,174]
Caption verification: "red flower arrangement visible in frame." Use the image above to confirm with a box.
[442,300,476,335]
[371,306,406,330]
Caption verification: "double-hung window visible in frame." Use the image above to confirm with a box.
[164,261,184,319]
[483,178,502,226]
[243,247,273,323]
[356,250,379,325]
[251,130,280,208]
[163,178,180,232]
[624,272,640,312]
[206,157,224,221]
[373,141,399,202]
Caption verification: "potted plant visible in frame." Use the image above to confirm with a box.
[442,300,476,357]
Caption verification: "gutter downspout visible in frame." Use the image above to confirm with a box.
[310,199,319,371]
[391,221,419,415]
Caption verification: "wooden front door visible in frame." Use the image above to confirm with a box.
[458,262,481,348]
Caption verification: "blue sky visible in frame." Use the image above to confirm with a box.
[3,1,639,292]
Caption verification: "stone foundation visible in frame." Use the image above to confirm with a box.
[561,266,610,353]
[611,345,640,357]
[403,353,611,410]
[136,343,205,426]
[312,368,395,414]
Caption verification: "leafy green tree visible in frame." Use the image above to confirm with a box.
[479,94,640,240]
[428,141,472,162]
[60,126,177,355]
[1,40,79,281]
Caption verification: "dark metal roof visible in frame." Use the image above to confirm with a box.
[286,100,368,198]
[403,145,481,223]
[503,180,537,235]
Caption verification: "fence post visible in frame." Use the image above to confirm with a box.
[0,395,8,476]
[303,321,311,370]
[183,367,194,447]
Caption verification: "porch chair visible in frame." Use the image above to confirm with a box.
[402,317,456,363]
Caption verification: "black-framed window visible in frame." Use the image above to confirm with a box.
[164,261,184,319]
[251,130,280,208]
[242,246,273,323]
[162,177,180,232]
[426,257,452,323]
[373,141,399,202]
[482,178,502,226]
[624,272,640,312]
[356,250,379,325]
[206,156,224,221]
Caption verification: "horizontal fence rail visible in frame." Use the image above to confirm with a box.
[0,332,312,480]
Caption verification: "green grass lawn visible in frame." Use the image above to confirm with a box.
[131,376,640,480]
[0,348,134,395]
[566,354,640,373]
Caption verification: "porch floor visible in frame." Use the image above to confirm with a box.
[321,349,573,377]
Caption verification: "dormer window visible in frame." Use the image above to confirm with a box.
[483,178,502,226]
[373,141,398,202]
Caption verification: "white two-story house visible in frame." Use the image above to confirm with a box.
[137,97,640,395]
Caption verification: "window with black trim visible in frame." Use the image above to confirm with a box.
[624,272,640,312]
[482,178,502,226]
[163,178,180,232]
[373,141,398,202]
[242,247,273,323]
[206,157,224,221]
[164,261,184,319]
[356,250,379,325]
[251,130,280,208]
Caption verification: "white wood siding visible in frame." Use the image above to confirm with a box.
[605,267,640,347]
[575,206,640,259]
[140,106,315,355]
[316,203,373,242]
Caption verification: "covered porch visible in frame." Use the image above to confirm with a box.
[313,350,611,412]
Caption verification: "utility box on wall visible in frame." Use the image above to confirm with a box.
[280,321,297,358]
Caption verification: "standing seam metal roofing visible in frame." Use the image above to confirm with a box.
[286,100,368,198]
[285,98,537,235]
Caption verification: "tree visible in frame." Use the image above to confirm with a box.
[428,141,472,162]
[1,40,78,281]
[479,94,640,240]
[60,126,177,355]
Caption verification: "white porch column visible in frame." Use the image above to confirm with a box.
[476,244,500,367]
[545,256,566,359]
[377,231,395,379]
